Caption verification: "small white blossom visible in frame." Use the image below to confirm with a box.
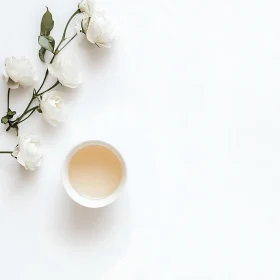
[12,134,43,171]
[79,0,95,17]
[3,57,37,89]
[40,90,68,127]
[86,10,114,47]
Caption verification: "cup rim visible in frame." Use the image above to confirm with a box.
[61,140,127,208]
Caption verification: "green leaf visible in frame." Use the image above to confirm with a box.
[44,36,55,49]
[39,47,46,62]
[1,116,8,124]
[40,7,54,36]
[38,36,55,54]
[7,110,16,116]
[38,36,54,53]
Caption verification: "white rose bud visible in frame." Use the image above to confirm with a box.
[2,57,37,89]
[86,11,114,47]
[40,90,68,127]
[79,0,95,17]
[48,51,83,88]
[12,134,43,171]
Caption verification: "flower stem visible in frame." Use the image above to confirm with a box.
[7,88,10,111]
[11,93,36,126]
[23,106,39,116]
[62,10,80,41]
[59,33,78,53]
[0,151,13,154]
[36,70,49,95]
[4,9,80,132]
[18,108,38,124]
[11,79,59,127]
[23,95,36,117]
[36,9,80,95]
[52,9,80,60]
[36,81,60,97]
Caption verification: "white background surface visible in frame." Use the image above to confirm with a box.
[1,0,280,279]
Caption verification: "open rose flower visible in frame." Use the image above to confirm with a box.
[79,0,95,17]
[40,90,68,127]
[48,51,83,88]
[85,10,114,47]
[2,57,37,89]
[12,134,43,171]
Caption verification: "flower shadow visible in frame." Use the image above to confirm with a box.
[6,164,42,201]
[78,37,115,72]
[33,116,70,146]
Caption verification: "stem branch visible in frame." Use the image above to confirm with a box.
[36,70,49,94]
[36,81,60,97]
[51,9,80,61]
[23,106,39,116]
[59,33,77,53]
[62,10,80,41]
[18,108,38,124]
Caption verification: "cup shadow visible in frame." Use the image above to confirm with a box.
[65,198,116,241]
[50,188,131,268]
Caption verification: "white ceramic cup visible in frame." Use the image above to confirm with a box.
[62,140,127,208]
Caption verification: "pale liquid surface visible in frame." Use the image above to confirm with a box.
[68,145,123,199]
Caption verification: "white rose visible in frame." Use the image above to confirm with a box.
[86,11,114,47]
[79,0,95,17]
[40,90,68,127]
[12,134,43,171]
[2,57,37,89]
[48,51,83,88]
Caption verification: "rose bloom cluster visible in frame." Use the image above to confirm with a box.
[1,0,114,171]
[79,0,114,47]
